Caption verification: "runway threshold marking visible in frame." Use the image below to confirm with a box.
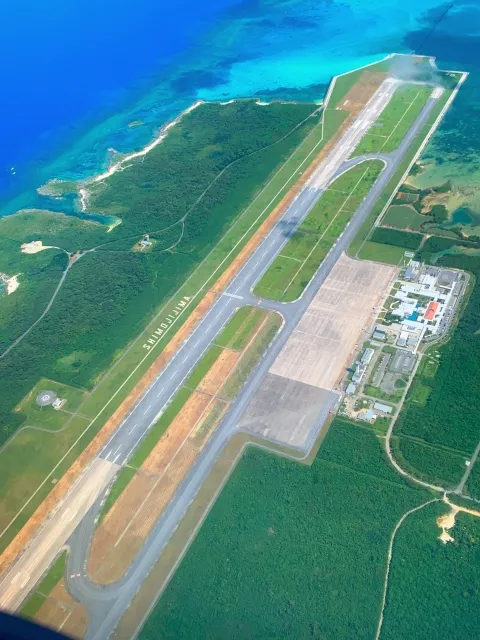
[224,292,244,300]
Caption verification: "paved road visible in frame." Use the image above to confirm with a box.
[0,78,443,633]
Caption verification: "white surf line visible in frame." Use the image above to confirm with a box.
[79,102,204,202]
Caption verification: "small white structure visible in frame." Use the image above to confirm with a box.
[373,402,393,414]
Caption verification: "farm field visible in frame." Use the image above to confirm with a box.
[138,420,430,640]
[254,160,384,301]
[352,84,433,156]
[380,502,480,640]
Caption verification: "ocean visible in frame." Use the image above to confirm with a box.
[1,0,479,216]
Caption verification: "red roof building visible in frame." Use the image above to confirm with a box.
[424,301,439,321]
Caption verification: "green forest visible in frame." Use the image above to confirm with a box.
[381,502,480,639]
[139,420,429,640]
[0,100,319,444]
[370,227,423,250]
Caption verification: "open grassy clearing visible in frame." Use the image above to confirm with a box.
[18,552,66,620]
[381,502,480,639]
[382,203,430,231]
[352,84,433,157]
[13,378,88,432]
[139,420,429,640]
[0,415,92,540]
[254,160,384,301]
[102,306,281,515]
[358,227,423,264]
[358,242,406,265]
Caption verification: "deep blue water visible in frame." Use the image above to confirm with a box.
[1,0,479,216]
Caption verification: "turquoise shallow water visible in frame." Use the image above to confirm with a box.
[1,0,478,216]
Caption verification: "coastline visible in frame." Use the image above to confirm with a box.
[77,100,204,212]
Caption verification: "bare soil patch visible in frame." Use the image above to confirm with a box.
[141,392,212,476]
[33,578,88,639]
[191,399,229,447]
[197,349,240,395]
[92,443,198,584]
[339,71,387,114]
[88,472,157,573]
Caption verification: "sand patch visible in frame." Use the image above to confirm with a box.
[337,71,388,114]
[21,240,58,254]
[141,392,212,476]
[33,577,87,639]
[196,349,240,395]
[437,507,458,544]
[0,273,20,295]
[88,472,157,574]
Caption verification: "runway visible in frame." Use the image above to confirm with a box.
[0,77,444,635]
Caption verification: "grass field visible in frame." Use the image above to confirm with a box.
[352,84,433,156]
[381,502,480,639]
[13,378,87,432]
[358,226,424,264]
[138,419,429,640]
[254,160,384,301]
[382,204,430,231]
[19,552,66,620]
[358,241,406,265]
